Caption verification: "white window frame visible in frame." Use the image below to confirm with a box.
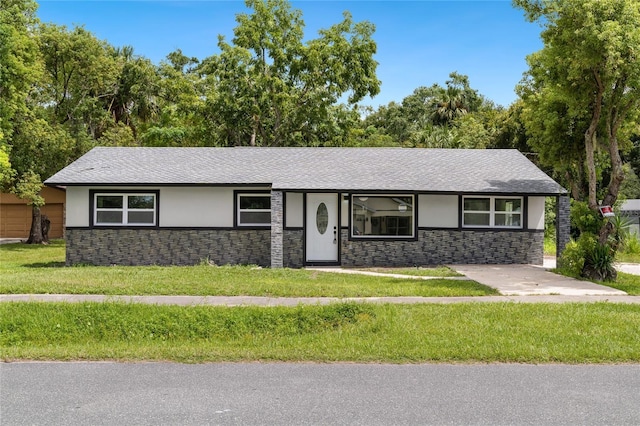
[350,194,415,239]
[94,193,157,226]
[462,196,523,229]
[237,193,271,227]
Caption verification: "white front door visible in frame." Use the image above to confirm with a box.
[306,193,339,263]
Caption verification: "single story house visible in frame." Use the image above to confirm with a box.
[45,147,569,267]
[620,200,640,238]
[0,187,66,239]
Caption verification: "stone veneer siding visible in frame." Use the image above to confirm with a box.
[66,227,543,267]
[270,190,284,268]
[340,229,544,267]
[66,228,270,266]
[556,195,570,262]
[283,229,304,268]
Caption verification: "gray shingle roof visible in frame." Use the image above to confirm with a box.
[45,147,566,194]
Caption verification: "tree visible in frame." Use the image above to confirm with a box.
[38,23,120,141]
[0,0,48,243]
[430,72,482,125]
[103,46,159,140]
[140,50,207,147]
[359,73,496,148]
[7,22,123,243]
[0,0,40,147]
[200,0,380,147]
[515,0,640,279]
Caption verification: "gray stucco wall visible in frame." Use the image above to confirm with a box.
[340,229,544,267]
[66,228,270,266]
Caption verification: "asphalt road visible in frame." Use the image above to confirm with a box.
[2,362,640,425]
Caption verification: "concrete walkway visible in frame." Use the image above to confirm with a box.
[449,264,627,296]
[2,293,640,305]
[313,263,627,296]
[306,267,470,281]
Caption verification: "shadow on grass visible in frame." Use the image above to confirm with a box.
[24,261,66,268]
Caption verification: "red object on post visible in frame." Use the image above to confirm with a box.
[599,205,615,217]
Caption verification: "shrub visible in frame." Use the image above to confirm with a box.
[558,233,596,277]
[624,235,640,255]
[570,200,602,237]
[582,242,617,281]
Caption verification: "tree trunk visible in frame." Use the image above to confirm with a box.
[41,214,51,243]
[584,120,599,210]
[585,70,604,210]
[25,205,44,244]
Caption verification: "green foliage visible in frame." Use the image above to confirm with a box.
[544,197,556,240]
[569,200,602,236]
[543,236,556,256]
[515,0,640,211]
[0,0,41,145]
[12,170,44,207]
[199,0,380,147]
[358,72,500,148]
[0,145,13,189]
[621,236,640,258]
[562,200,624,281]
[583,242,617,282]
[609,215,632,252]
[619,165,640,200]
[97,123,136,147]
[557,233,596,277]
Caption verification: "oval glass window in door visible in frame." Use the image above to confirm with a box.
[316,203,329,234]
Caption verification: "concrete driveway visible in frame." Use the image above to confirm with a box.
[450,264,627,296]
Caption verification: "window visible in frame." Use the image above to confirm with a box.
[94,193,156,226]
[351,195,414,238]
[463,196,522,228]
[237,193,271,226]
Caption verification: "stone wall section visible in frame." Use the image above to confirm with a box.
[270,190,284,268]
[556,195,570,262]
[340,229,544,267]
[283,229,304,268]
[66,228,270,266]
[66,227,542,267]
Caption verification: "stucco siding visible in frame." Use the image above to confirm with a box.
[66,187,90,227]
[285,192,303,228]
[160,187,233,227]
[418,194,458,228]
[528,196,545,230]
[66,186,276,228]
[341,194,349,226]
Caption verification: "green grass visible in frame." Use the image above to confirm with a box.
[544,236,556,256]
[599,272,640,295]
[2,302,640,363]
[615,252,640,263]
[0,241,496,297]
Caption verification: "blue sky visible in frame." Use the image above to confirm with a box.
[36,0,543,108]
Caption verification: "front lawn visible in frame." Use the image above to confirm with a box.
[0,241,496,297]
[601,272,640,295]
[2,301,640,363]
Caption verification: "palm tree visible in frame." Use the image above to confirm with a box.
[430,85,469,125]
